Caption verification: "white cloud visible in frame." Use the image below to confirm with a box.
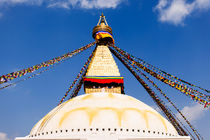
[0,132,10,140]
[176,104,207,122]
[155,0,210,25]
[81,0,122,9]
[0,0,124,18]
[195,0,210,9]
[48,2,71,9]
[0,0,123,9]
[0,0,43,6]
[48,0,123,9]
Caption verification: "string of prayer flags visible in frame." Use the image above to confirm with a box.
[133,56,210,93]
[121,54,203,139]
[0,56,70,90]
[0,42,96,85]
[110,44,210,108]
[110,47,189,137]
[0,65,56,90]
[109,44,210,94]
[58,47,97,105]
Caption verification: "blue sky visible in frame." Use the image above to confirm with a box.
[0,0,210,139]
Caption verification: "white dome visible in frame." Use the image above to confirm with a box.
[29,92,179,138]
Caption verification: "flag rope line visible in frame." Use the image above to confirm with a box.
[0,56,70,91]
[133,56,210,93]
[112,47,198,140]
[111,44,209,93]
[0,42,96,85]
[110,44,210,108]
[0,64,58,90]
[110,47,189,136]
[111,46,203,140]
[58,46,97,105]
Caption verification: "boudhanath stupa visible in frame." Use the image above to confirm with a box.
[15,14,190,140]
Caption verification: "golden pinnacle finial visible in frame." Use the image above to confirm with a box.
[97,12,108,26]
[92,13,112,40]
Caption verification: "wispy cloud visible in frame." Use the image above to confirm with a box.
[47,1,71,9]
[0,0,43,6]
[155,0,210,25]
[0,132,10,140]
[0,0,124,9]
[0,0,124,17]
[176,104,207,122]
[153,103,207,123]
[48,0,123,9]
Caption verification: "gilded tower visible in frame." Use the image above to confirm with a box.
[84,13,124,94]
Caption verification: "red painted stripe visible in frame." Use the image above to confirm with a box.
[84,78,124,84]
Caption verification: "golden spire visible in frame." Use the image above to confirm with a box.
[83,13,123,94]
[92,13,113,39]
[97,12,108,26]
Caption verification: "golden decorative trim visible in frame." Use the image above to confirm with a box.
[59,107,168,132]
